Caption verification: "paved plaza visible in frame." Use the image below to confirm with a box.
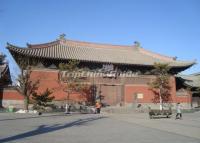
[0,111,200,143]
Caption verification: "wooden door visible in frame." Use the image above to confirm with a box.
[101,85,121,106]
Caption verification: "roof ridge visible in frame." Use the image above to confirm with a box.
[138,47,174,62]
[27,40,60,48]
[59,39,138,52]
[61,39,134,48]
[7,43,25,49]
[60,40,138,52]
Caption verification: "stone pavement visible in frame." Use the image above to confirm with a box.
[109,111,200,140]
[0,112,200,143]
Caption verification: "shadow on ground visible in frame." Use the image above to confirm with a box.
[0,113,74,121]
[0,116,106,143]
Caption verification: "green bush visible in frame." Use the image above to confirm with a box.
[32,88,55,111]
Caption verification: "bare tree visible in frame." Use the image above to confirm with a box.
[16,57,39,111]
[149,63,172,110]
[59,60,85,103]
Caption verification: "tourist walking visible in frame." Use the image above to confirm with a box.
[175,103,182,119]
[65,103,71,114]
[95,101,101,114]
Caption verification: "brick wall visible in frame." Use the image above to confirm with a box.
[2,88,24,100]
[1,87,24,108]
[123,76,191,104]
[30,69,87,102]
[1,69,192,107]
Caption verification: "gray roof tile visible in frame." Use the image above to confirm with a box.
[7,39,195,68]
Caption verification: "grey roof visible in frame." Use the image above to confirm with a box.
[7,39,195,68]
[177,74,200,88]
[0,63,12,84]
[0,64,7,77]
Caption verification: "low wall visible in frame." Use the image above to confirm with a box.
[0,87,24,108]
[2,100,24,108]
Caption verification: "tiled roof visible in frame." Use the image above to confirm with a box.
[177,74,200,88]
[0,64,7,77]
[0,63,12,85]
[7,39,195,68]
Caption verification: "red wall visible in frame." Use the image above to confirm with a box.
[124,85,155,103]
[2,88,24,100]
[124,76,191,104]
[30,70,87,102]
[1,70,192,105]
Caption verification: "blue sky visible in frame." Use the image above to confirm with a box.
[0,0,200,79]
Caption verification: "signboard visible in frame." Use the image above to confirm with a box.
[137,93,144,99]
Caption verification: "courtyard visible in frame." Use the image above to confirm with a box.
[0,111,200,143]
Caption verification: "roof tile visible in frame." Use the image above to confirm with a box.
[6,39,195,68]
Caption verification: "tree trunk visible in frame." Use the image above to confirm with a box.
[159,95,163,110]
[159,88,163,111]
[67,92,70,104]
[24,96,29,111]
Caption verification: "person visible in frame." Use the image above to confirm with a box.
[65,103,70,114]
[79,105,83,113]
[95,101,101,114]
[175,103,182,119]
